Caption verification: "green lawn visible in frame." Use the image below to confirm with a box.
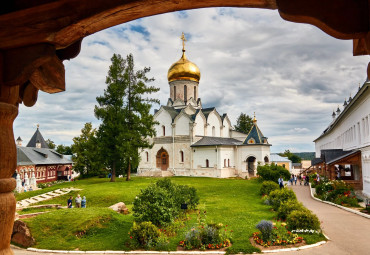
[18,177,276,253]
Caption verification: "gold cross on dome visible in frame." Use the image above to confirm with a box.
[37,124,39,129]
[181,32,186,51]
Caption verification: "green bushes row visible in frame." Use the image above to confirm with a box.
[314,179,359,207]
[257,163,291,182]
[260,181,321,231]
[132,179,199,226]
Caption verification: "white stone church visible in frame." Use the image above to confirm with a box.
[138,35,271,178]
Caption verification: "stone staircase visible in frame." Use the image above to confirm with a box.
[16,188,81,208]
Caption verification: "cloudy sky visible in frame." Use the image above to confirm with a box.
[14,7,369,153]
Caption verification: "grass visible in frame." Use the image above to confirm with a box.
[18,207,59,215]
[17,177,315,253]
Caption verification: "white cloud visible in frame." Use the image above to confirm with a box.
[14,8,369,153]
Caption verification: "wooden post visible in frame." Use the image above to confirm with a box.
[0,84,19,255]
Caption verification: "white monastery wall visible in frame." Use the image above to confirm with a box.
[193,147,217,169]
[194,114,205,136]
[231,130,248,142]
[155,110,172,137]
[222,119,231,138]
[207,112,221,137]
[175,115,190,135]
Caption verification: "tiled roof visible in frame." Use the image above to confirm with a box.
[191,136,242,147]
[324,149,359,165]
[243,123,268,145]
[26,128,49,148]
[201,107,215,119]
[311,158,323,166]
[320,149,349,163]
[270,153,291,162]
[17,146,73,166]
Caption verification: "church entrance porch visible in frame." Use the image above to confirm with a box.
[156,148,169,171]
[247,156,256,177]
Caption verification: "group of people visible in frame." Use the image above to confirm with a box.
[67,194,87,208]
[278,174,311,188]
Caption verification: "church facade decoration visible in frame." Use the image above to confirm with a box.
[138,34,271,178]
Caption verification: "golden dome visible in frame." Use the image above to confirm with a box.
[167,51,200,82]
[168,33,200,82]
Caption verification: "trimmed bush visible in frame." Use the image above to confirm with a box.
[269,188,297,211]
[260,181,280,196]
[286,210,320,230]
[277,200,305,220]
[133,179,199,226]
[257,163,291,182]
[129,221,161,248]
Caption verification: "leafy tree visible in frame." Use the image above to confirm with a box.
[94,53,159,182]
[56,144,73,155]
[257,163,291,182]
[71,122,104,177]
[279,150,302,163]
[45,139,56,149]
[234,113,253,134]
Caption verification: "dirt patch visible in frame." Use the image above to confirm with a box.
[249,237,307,251]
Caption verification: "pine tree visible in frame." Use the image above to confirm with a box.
[94,53,159,182]
[234,113,253,134]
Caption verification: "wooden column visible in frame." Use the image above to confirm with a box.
[0,84,19,255]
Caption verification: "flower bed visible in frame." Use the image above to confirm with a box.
[252,222,303,247]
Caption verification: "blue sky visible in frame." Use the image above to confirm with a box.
[13,8,369,153]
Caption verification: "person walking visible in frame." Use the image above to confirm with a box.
[81,196,86,208]
[68,196,73,208]
[278,176,284,189]
[75,194,82,208]
[294,175,297,185]
[298,174,302,185]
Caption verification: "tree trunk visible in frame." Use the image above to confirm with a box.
[126,159,131,181]
[110,161,116,182]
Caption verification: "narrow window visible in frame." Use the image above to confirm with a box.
[174,86,176,100]
[206,159,209,168]
[184,85,187,102]
[162,125,165,136]
[194,86,196,99]
[224,159,226,167]
[212,126,215,136]
[283,164,286,169]
[228,159,230,167]
[180,151,184,162]
[146,152,149,162]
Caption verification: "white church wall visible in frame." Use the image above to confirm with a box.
[155,110,173,137]
[173,142,192,174]
[235,145,270,176]
[175,115,190,135]
[231,130,248,142]
[219,147,235,168]
[194,114,205,136]
[207,112,221,137]
[223,120,231,138]
[193,147,217,169]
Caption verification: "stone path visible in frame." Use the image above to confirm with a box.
[17,188,81,208]
[12,185,370,255]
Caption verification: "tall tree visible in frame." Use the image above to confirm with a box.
[279,149,302,163]
[71,122,103,177]
[234,113,253,134]
[45,139,56,149]
[95,53,159,182]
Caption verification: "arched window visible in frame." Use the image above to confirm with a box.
[212,126,215,136]
[162,125,165,136]
[282,164,286,168]
[184,85,187,102]
[174,86,176,100]
[180,151,184,162]
[206,159,209,168]
[224,159,226,167]
[194,86,196,99]
[146,151,149,162]
[228,159,230,167]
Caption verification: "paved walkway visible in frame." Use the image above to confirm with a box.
[12,185,370,255]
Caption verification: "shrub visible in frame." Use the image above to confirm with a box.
[286,210,320,230]
[257,163,290,182]
[260,181,280,196]
[277,200,305,220]
[268,188,297,211]
[256,220,273,242]
[180,223,232,250]
[334,195,360,207]
[133,179,199,226]
[129,221,161,248]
